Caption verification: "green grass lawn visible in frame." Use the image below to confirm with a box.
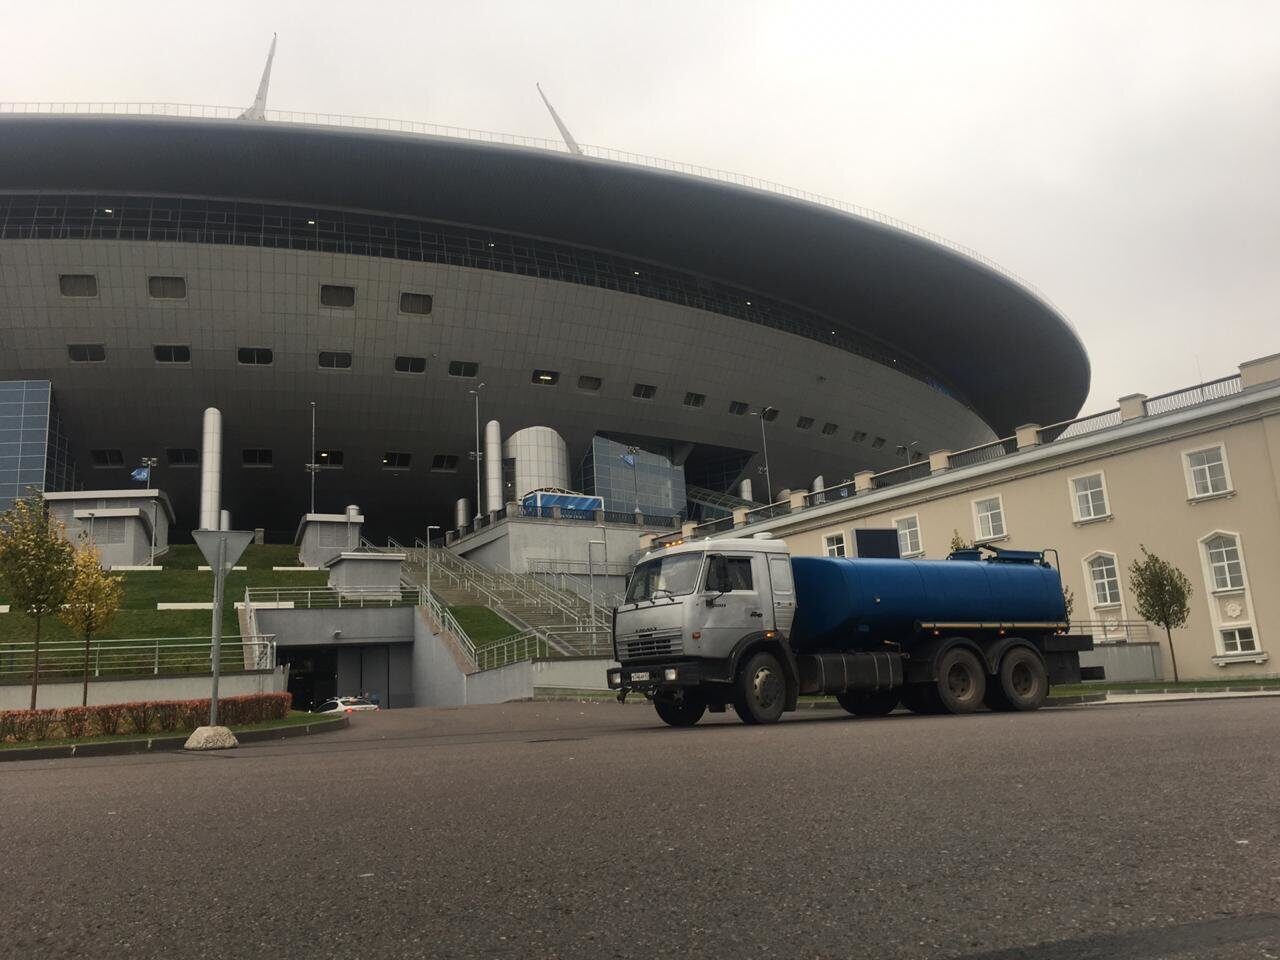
[448,605,520,648]
[0,711,334,751]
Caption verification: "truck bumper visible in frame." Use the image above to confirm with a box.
[607,660,727,697]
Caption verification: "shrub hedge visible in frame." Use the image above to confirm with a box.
[0,692,293,744]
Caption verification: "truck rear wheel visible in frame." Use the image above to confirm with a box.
[654,696,706,727]
[733,651,787,724]
[935,647,986,714]
[996,647,1048,711]
[836,690,899,716]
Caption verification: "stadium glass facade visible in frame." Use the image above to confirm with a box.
[0,380,78,512]
[578,437,687,519]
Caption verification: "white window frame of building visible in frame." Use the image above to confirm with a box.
[1068,471,1110,522]
[1182,444,1233,500]
[1085,553,1122,607]
[1203,533,1244,592]
[894,514,923,557]
[972,495,1006,542]
[823,533,846,558]
[1197,530,1265,663]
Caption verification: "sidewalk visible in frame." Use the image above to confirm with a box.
[1095,689,1280,706]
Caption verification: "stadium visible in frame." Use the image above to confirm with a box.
[0,94,1089,538]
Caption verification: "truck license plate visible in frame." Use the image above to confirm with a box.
[629,671,650,682]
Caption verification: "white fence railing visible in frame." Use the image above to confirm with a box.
[0,635,275,681]
[244,586,422,608]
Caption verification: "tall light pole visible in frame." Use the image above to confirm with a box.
[469,383,485,524]
[754,406,775,502]
[306,401,318,514]
[424,524,440,601]
[625,445,641,517]
[140,456,159,565]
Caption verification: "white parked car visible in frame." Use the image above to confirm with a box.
[312,696,379,714]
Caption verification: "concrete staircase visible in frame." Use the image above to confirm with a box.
[396,541,613,658]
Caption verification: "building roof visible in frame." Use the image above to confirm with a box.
[0,114,1090,435]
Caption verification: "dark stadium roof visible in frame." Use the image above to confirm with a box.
[0,115,1090,435]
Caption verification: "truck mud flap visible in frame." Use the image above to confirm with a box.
[797,651,902,695]
[1043,634,1094,653]
[1045,650,1102,685]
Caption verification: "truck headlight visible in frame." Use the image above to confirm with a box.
[664,668,678,681]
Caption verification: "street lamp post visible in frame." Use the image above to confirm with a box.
[469,384,486,524]
[140,456,159,565]
[305,401,318,515]
[424,524,441,601]
[755,406,775,502]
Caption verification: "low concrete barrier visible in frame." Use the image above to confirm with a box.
[0,669,286,710]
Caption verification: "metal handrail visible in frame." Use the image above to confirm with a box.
[244,585,420,608]
[473,630,550,671]
[1144,375,1243,416]
[0,102,1073,328]
[0,635,276,680]
[946,436,1017,471]
[1066,619,1151,643]
[1036,408,1123,445]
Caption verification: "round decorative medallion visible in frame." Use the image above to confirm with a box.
[1225,601,1244,619]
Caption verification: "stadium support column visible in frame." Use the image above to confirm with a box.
[199,407,222,530]
[484,420,503,515]
[739,478,754,502]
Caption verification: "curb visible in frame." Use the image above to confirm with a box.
[0,716,349,763]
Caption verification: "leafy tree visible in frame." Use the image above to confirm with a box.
[1128,545,1193,683]
[1062,584,1075,626]
[0,491,75,708]
[949,529,973,553]
[58,540,125,706]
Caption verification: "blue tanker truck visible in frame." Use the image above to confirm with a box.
[606,537,1101,726]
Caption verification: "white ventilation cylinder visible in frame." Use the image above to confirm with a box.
[345,504,360,521]
[198,407,222,530]
[484,419,504,514]
[454,498,471,530]
[738,478,754,502]
[502,426,569,500]
[812,475,825,492]
[219,509,231,531]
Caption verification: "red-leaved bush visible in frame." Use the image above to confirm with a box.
[0,693,294,744]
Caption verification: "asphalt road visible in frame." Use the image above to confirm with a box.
[3,698,1278,960]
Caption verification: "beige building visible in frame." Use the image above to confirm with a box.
[646,353,1280,682]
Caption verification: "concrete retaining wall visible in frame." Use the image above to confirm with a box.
[1,668,285,710]
[1080,642,1164,682]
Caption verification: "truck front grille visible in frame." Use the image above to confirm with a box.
[618,629,684,660]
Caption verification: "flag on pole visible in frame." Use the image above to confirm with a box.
[621,453,635,466]
[131,466,150,484]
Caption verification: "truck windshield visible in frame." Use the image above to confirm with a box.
[625,552,704,603]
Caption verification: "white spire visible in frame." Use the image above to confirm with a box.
[536,83,583,155]
[239,33,277,121]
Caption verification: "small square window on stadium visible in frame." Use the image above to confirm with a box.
[577,375,602,392]
[147,276,187,300]
[165,448,199,467]
[242,448,273,467]
[382,451,412,470]
[728,400,749,416]
[154,344,191,364]
[237,347,273,365]
[852,431,867,443]
[319,351,353,370]
[315,449,344,468]
[59,274,98,298]
[449,360,480,378]
[68,344,106,363]
[430,454,459,472]
[822,422,839,436]
[683,392,706,408]
[89,448,124,468]
[320,284,355,308]
[633,383,657,400]
[399,292,433,316]
[762,407,780,422]
[871,436,886,449]
[796,416,815,430]
[395,355,427,374]
[531,370,559,385]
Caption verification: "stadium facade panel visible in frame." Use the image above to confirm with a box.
[0,115,1089,535]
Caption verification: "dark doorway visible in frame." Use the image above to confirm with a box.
[280,647,338,712]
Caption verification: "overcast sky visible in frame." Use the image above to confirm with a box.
[3,0,1278,412]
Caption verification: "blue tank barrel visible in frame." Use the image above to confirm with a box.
[788,554,1067,651]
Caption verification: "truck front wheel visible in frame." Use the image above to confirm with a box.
[836,690,899,716]
[654,695,706,727]
[935,647,986,714]
[733,651,787,724]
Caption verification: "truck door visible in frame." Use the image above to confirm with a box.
[767,554,796,635]
[698,552,764,655]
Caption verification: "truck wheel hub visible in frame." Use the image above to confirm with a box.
[753,668,782,708]
[947,663,974,699]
